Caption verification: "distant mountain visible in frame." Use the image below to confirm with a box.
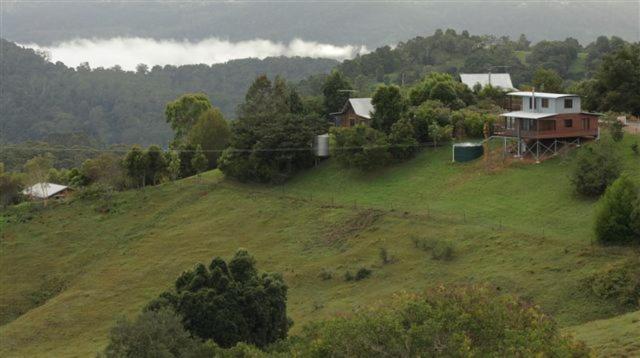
[0,39,337,145]
[2,1,638,47]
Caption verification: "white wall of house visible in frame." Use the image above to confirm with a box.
[520,96,581,114]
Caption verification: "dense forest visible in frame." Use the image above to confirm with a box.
[0,38,336,145]
[1,31,635,151]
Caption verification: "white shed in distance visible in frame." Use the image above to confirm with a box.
[23,183,71,200]
[460,73,515,91]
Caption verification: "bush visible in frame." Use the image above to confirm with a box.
[355,267,372,281]
[584,259,640,309]
[631,142,639,156]
[331,125,391,171]
[388,118,419,161]
[284,286,590,357]
[103,308,206,358]
[411,237,455,261]
[571,140,621,196]
[318,269,333,281]
[146,249,290,349]
[594,176,640,245]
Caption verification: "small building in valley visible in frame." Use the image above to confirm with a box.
[331,98,374,127]
[23,183,72,200]
[495,91,600,161]
[460,73,515,91]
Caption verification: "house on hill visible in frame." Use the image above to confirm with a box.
[495,91,601,161]
[23,183,72,200]
[460,73,515,91]
[331,98,374,127]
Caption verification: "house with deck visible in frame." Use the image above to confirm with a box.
[496,91,600,161]
[330,98,374,127]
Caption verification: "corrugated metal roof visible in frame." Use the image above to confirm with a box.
[460,73,515,90]
[499,111,557,119]
[507,91,577,99]
[23,183,69,199]
[345,98,374,119]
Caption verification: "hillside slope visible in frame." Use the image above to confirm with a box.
[1,135,639,357]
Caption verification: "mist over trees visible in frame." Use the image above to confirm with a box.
[0,38,336,145]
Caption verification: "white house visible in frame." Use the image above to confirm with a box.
[23,183,71,200]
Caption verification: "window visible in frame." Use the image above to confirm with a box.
[541,98,549,108]
[529,97,537,109]
[564,99,573,109]
[582,118,590,129]
[564,119,573,128]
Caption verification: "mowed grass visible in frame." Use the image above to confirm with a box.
[0,135,638,357]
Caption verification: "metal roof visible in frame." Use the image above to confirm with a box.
[499,111,557,119]
[23,183,69,199]
[507,91,578,99]
[339,98,374,119]
[460,73,515,90]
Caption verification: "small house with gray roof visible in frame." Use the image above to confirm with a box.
[331,98,374,127]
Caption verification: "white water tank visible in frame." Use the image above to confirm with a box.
[315,134,330,157]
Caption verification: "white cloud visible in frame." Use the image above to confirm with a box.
[22,37,369,70]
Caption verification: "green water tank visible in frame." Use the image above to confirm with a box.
[453,142,484,163]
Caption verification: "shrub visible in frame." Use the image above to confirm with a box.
[146,249,290,349]
[355,267,372,281]
[344,271,354,282]
[379,247,390,265]
[411,237,456,261]
[594,176,640,245]
[608,119,625,142]
[284,286,590,357]
[331,125,391,171]
[388,118,419,161]
[584,259,640,309]
[318,269,333,281]
[571,140,621,196]
[631,142,639,156]
[103,308,206,358]
[431,241,455,261]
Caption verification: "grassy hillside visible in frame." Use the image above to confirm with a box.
[568,310,640,357]
[1,135,639,357]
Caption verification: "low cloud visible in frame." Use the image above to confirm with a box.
[23,37,369,70]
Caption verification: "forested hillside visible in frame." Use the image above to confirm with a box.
[0,39,336,145]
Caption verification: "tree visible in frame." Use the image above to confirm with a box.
[285,286,589,357]
[103,308,206,358]
[165,93,212,140]
[589,44,640,116]
[165,150,181,182]
[371,85,406,133]
[191,145,208,178]
[146,249,291,349]
[388,118,418,161]
[428,122,453,147]
[571,140,621,196]
[532,68,564,92]
[24,153,54,205]
[331,125,391,171]
[594,176,640,245]
[187,108,230,169]
[123,146,148,188]
[322,70,353,115]
[409,100,451,143]
[219,75,324,183]
[0,164,24,207]
[81,153,125,189]
[145,145,167,185]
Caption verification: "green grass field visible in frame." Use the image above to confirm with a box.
[1,135,638,357]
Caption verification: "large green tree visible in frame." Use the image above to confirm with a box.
[165,93,213,140]
[219,75,325,183]
[147,249,290,349]
[594,176,640,245]
[532,68,564,93]
[590,44,640,116]
[371,85,407,133]
[331,125,391,171]
[570,140,621,197]
[187,108,231,168]
[322,70,353,115]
